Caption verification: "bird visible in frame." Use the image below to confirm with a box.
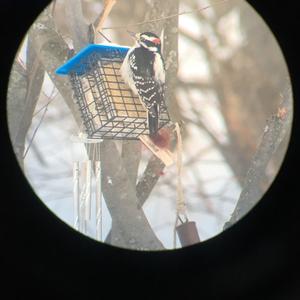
[120,31,165,137]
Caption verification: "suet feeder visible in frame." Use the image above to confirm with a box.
[56,44,170,140]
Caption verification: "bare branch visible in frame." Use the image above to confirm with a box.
[93,0,117,43]
[7,61,27,140]
[23,87,57,159]
[33,90,58,117]
[64,0,89,52]
[121,141,141,186]
[30,7,82,124]
[163,0,181,123]
[178,79,212,90]
[136,155,165,208]
[224,85,293,230]
[7,32,44,169]
[23,104,48,159]
[100,141,164,250]
[102,0,229,30]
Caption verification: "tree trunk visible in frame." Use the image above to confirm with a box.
[224,85,292,229]
[7,33,44,170]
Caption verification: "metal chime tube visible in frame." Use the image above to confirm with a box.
[79,162,87,233]
[72,137,103,239]
[95,161,102,241]
[85,160,92,221]
[73,162,80,230]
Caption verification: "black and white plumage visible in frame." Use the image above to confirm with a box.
[121,31,165,136]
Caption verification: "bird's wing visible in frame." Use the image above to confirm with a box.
[128,50,164,112]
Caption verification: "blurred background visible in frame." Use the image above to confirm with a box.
[7,0,292,250]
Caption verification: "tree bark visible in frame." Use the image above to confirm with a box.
[7,33,44,170]
[224,85,292,230]
[101,141,164,250]
[162,0,181,123]
[31,7,82,124]
[64,0,90,52]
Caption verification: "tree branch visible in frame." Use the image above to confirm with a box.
[136,155,165,208]
[7,32,44,169]
[31,7,82,124]
[7,61,28,168]
[101,141,164,250]
[121,140,141,186]
[64,0,89,52]
[223,85,293,230]
[93,0,117,43]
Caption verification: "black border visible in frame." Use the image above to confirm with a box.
[1,0,299,298]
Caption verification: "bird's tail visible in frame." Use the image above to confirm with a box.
[148,104,159,137]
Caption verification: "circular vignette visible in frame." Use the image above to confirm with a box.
[5,0,293,251]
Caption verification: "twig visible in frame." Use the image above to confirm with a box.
[23,105,48,159]
[102,0,229,30]
[23,87,57,158]
[94,0,117,41]
[17,56,26,71]
[98,31,112,43]
[33,90,58,117]
[51,0,57,17]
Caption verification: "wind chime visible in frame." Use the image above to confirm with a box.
[56,43,200,247]
[71,136,102,240]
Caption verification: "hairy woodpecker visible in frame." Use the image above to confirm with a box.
[121,31,165,137]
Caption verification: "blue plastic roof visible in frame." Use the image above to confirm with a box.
[55,43,130,76]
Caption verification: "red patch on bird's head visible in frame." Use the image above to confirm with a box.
[152,38,161,45]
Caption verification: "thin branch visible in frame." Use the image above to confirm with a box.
[17,57,26,72]
[33,90,58,117]
[23,87,56,159]
[27,140,47,166]
[23,106,48,159]
[98,31,112,43]
[102,0,229,30]
[51,0,57,17]
[8,32,45,169]
[178,78,212,90]
[93,0,117,42]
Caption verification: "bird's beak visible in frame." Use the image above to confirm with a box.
[127,30,139,41]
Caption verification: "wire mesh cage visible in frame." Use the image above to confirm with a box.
[56,44,170,140]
